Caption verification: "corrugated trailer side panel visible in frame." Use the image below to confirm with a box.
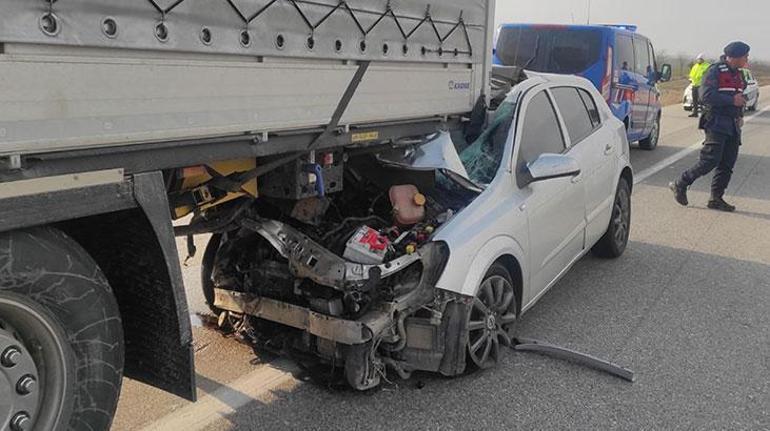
[0,0,494,156]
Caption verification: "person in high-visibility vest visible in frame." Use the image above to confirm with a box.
[688,53,711,117]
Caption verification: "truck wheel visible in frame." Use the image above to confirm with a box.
[466,263,517,370]
[201,233,223,316]
[592,178,632,258]
[0,227,124,431]
[638,115,660,150]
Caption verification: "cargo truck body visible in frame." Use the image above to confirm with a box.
[0,1,495,429]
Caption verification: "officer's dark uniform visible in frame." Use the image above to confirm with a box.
[672,42,749,211]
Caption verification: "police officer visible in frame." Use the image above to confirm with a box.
[670,42,750,212]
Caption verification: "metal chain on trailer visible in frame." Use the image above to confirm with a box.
[39,0,474,56]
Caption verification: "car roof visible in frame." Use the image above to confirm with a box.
[525,71,596,90]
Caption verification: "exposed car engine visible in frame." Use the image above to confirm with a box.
[203,144,479,389]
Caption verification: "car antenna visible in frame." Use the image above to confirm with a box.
[522,35,541,70]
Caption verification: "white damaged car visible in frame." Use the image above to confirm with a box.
[203,72,633,389]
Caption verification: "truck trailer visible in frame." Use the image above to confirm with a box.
[0,0,495,429]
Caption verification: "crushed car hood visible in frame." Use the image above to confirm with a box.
[376,132,471,181]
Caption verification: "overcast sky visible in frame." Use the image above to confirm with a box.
[494,0,769,62]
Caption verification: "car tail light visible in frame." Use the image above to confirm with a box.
[601,46,613,102]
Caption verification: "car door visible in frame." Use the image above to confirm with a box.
[550,86,617,245]
[515,89,587,296]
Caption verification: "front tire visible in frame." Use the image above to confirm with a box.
[466,263,517,370]
[0,228,124,431]
[593,178,632,258]
[638,114,660,150]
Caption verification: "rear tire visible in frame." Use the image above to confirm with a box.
[638,114,660,150]
[593,178,632,258]
[0,227,124,431]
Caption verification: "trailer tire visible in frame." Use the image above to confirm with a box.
[0,227,124,431]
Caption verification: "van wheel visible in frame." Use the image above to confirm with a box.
[593,178,631,258]
[639,115,660,150]
[466,263,517,370]
[0,228,124,431]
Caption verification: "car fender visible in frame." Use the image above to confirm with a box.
[436,234,527,298]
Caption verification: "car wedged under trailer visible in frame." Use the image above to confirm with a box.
[201,71,634,390]
[201,137,487,389]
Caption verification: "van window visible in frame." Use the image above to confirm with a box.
[551,87,595,145]
[647,42,657,72]
[496,27,603,74]
[634,37,651,77]
[615,35,635,73]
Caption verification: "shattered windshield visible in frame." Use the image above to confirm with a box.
[460,101,516,185]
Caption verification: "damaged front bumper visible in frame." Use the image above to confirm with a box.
[213,288,392,345]
[213,217,459,388]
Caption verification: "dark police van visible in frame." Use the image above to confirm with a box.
[494,24,672,150]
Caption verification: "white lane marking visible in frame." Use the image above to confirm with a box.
[140,360,300,431]
[634,104,770,185]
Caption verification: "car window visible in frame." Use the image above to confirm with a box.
[517,91,566,182]
[633,37,651,77]
[551,87,595,145]
[615,35,635,74]
[578,89,602,128]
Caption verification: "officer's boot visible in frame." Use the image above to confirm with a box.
[669,181,689,206]
[707,196,736,212]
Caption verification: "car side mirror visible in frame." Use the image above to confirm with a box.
[521,153,581,187]
[658,64,672,82]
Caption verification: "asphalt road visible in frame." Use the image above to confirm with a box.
[113,95,770,431]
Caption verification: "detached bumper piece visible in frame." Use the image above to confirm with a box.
[513,337,635,382]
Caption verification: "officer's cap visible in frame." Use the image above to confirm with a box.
[724,41,750,58]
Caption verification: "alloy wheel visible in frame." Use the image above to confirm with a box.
[467,275,517,369]
[612,185,631,248]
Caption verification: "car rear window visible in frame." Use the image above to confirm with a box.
[496,27,603,74]
[578,89,602,127]
[551,87,595,145]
